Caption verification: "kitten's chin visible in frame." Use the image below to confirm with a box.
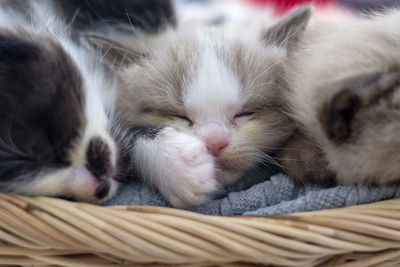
[215,161,245,186]
[216,158,236,171]
[217,169,245,186]
[216,157,252,172]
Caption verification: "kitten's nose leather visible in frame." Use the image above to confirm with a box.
[207,140,228,157]
[196,121,229,157]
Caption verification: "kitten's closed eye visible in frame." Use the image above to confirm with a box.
[234,112,255,119]
[171,112,255,124]
[169,115,194,126]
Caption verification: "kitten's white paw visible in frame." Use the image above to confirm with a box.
[159,127,217,208]
[135,127,218,208]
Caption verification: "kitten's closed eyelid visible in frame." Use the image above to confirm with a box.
[234,112,255,119]
[170,115,194,126]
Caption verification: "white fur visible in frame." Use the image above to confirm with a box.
[183,41,241,154]
[17,167,118,202]
[66,44,118,175]
[133,127,217,208]
[184,44,241,121]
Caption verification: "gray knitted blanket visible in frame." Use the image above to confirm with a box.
[104,167,400,215]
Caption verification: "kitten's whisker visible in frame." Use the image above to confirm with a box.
[124,9,153,55]
[251,144,305,152]
[66,7,80,29]
[99,44,114,65]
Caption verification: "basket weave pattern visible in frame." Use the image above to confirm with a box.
[0,193,399,266]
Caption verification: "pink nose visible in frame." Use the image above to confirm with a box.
[206,140,228,157]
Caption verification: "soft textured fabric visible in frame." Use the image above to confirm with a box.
[104,168,400,215]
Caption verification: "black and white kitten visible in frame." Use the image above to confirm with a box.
[0,1,174,202]
[0,3,120,202]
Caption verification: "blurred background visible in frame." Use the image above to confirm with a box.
[50,0,400,39]
[174,0,400,16]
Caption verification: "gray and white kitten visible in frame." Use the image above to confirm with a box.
[88,7,312,207]
[281,10,400,186]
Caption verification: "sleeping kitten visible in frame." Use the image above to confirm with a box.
[87,7,312,207]
[281,9,400,185]
[0,1,176,203]
[0,3,122,202]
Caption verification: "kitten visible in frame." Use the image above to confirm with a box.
[87,7,312,207]
[281,9,400,185]
[0,1,175,203]
[0,3,123,202]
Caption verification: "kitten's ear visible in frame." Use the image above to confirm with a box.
[263,6,312,49]
[319,71,399,143]
[320,88,362,143]
[82,34,146,67]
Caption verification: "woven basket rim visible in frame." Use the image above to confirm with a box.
[0,194,399,266]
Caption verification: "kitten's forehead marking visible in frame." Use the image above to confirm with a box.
[183,45,241,120]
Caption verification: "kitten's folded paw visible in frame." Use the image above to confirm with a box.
[157,127,218,208]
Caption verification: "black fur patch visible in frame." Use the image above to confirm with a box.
[0,34,84,184]
[320,89,362,143]
[0,35,41,63]
[56,0,175,33]
[95,180,110,199]
[86,137,112,179]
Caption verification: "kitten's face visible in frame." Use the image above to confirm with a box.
[0,31,119,202]
[115,6,312,185]
[288,11,400,185]
[120,32,293,184]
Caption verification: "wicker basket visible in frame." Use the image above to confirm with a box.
[0,193,399,266]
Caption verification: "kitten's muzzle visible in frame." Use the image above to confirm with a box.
[207,140,228,157]
[195,122,229,158]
